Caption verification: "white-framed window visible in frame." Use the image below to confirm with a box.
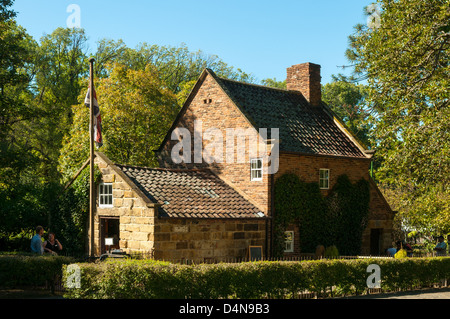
[319,169,330,189]
[99,183,113,207]
[284,231,294,253]
[250,158,263,181]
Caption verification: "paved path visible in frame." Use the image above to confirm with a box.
[2,287,450,299]
[343,287,450,299]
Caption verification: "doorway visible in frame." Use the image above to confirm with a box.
[370,228,382,255]
[100,217,120,254]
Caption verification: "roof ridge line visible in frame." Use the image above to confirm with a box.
[115,163,212,173]
[216,75,304,95]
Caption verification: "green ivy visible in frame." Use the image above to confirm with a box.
[273,173,370,257]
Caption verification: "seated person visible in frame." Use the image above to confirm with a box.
[386,246,397,257]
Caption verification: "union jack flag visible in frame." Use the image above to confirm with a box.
[84,85,103,148]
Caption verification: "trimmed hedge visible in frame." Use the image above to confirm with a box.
[0,253,75,289]
[62,257,450,299]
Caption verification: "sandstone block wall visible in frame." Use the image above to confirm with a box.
[92,155,157,256]
[92,154,267,260]
[153,218,266,262]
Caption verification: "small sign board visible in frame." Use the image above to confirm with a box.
[248,246,263,261]
[105,237,114,246]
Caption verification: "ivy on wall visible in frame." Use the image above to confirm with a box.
[273,173,370,257]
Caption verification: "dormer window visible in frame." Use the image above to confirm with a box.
[250,158,263,181]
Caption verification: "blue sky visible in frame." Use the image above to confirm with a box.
[12,0,374,84]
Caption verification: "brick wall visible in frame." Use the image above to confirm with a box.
[274,152,394,255]
[154,69,394,257]
[158,72,271,215]
[275,152,370,195]
[286,63,322,106]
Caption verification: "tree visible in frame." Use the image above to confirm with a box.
[0,10,91,237]
[93,40,259,93]
[322,74,372,148]
[260,78,286,89]
[0,0,14,20]
[34,28,88,108]
[0,7,36,151]
[0,4,259,247]
[0,0,49,236]
[93,38,128,79]
[59,41,258,178]
[346,0,450,234]
[92,41,256,100]
[59,63,178,181]
[28,28,88,182]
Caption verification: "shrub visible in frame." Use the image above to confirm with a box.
[324,245,339,258]
[0,253,75,289]
[62,257,450,299]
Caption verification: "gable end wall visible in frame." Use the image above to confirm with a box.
[157,73,271,215]
[93,155,157,256]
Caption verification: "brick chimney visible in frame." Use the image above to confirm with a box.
[286,63,322,106]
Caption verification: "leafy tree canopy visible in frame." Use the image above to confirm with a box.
[346,0,450,234]
[322,74,372,148]
[58,63,178,181]
[0,0,260,243]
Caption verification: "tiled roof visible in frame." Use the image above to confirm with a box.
[115,164,265,219]
[213,73,366,158]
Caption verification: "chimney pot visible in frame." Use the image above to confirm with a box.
[286,63,322,106]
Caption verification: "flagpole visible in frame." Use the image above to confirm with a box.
[89,57,95,258]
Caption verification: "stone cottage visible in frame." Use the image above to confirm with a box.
[92,151,267,261]
[89,62,394,260]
